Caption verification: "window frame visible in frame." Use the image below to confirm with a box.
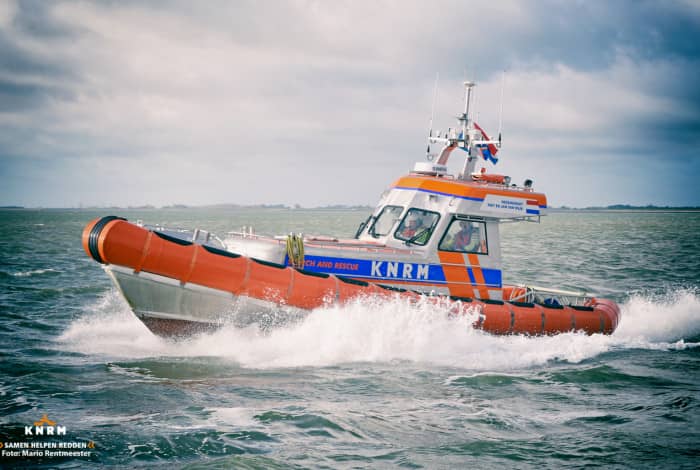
[368,205,404,238]
[354,215,373,238]
[438,216,489,255]
[394,208,442,246]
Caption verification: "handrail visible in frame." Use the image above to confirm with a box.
[225,231,423,255]
[510,284,594,306]
[144,225,226,250]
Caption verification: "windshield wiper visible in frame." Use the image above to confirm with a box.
[406,228,431,246]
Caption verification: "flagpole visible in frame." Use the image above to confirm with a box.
[498,70,505,145]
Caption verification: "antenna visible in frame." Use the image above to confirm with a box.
[429,73,439,133]
[427,73,439,160]
[498,70,505,144]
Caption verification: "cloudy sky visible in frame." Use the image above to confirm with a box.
[1,0,699,208]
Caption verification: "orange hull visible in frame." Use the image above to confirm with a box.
[83,217,621,337]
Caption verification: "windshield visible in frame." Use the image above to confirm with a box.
[395,208,440,245]
[369,206,403,237]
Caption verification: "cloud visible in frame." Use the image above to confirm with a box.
[0,0,698,208]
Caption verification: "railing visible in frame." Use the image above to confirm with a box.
[507,284,593,307]
[136,221,226,250]
[224,230,422,256]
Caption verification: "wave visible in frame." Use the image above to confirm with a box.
[614,287,700,345]
[58,287,700,370]
[58,290,170,357]
[11,268,60,277]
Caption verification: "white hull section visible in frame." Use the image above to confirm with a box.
[105,265,306,335]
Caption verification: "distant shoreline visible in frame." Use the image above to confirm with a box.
[0,204,374,211]
[1,204,699,212]
[550,205,700,213]
[550,209,700,214]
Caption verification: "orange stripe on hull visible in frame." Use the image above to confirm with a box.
[467,253,490,300]
[437,251,475,298]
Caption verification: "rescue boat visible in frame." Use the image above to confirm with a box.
[82,81,621,337]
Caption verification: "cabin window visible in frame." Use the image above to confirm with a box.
[354,215,372,238]
[369,205,403,237]
[395,208,440,246]
[439,218,488,254]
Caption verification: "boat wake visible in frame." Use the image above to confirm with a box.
[58,288,700,370]
[615,287,700,345]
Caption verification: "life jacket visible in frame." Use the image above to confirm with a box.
[455,230,470,246]
[455,230,478,251]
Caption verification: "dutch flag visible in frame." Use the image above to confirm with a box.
[474,122,499,164]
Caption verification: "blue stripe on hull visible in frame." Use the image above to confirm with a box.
[293,255,502,288]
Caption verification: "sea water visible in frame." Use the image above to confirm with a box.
[0,208,698,468]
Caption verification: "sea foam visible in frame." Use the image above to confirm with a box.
[12,268,60,277]
[58,287,700,370]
